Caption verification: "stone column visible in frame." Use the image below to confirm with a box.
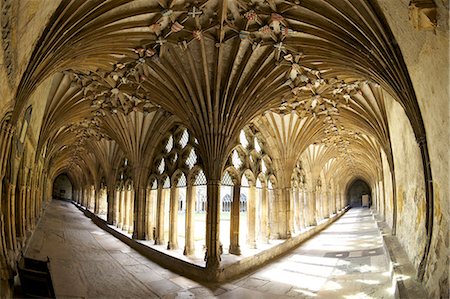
[260,186,269,243]
[123,188,130,231]
[293,187,300,232]
[324,189,330,218]
[155,186,165,245]
[229,184,241,255]
[247,185,257,248]
[26,184,32,231]
[205,179,221,272]
[90,186,96,211]
[119,189,125,229]
[145,188,153,240]
[299,188,305,229]
[286,187,294,237]
[133,186,146,240]
[114,188,121,226]
[184,184,195,255]
[333,187,337,214]
[94,187,100,214]
[168,185,179,249]
[270,188,281,238]
[128,190,134,234]
[106,186,115,225]
[17,183,26,240]
[6,183,17,251]
[316,189,322,221]
[308,190,317,226]
[279,187,291,239]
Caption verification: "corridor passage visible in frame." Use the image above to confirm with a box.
[25,200,392,298]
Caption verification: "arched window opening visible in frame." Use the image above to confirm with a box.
[232,150,242,169]
[240,130,249,148]
[254,137,262,153]
[158,159,165,174]
[179,129,189,148]
[186,148,197,169]
[165,135,174,152]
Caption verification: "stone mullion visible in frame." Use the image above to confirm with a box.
[229,184,241,255]
[168,185,179,249]
[183,184,195,255]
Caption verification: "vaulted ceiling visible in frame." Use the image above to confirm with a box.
[11,0,424,189]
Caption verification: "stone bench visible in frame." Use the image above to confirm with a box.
[17,256,55,298]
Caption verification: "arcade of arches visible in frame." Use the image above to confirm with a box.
[0,0,448,298]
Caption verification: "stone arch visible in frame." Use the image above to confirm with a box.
[242,169,256,187]
[171,169,186,187]
[147,175,158,190]
[187,165,205,186]
[222,166,239,186]
[345,177,372,208]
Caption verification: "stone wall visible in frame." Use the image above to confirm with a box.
[53,174,72,200]
[377,1,449,297]
[381,150,394,228]
[386,93,427,270]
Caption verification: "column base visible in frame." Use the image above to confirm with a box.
[228,244,241,255]
[1,278,13,298]
[183,246,194,256]
[167,241,178,250]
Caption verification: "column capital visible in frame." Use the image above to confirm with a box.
[208,179,221,185]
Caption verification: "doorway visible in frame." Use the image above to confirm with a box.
[52,174,73,200]
[347,179,370,207]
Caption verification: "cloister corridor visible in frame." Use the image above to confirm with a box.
[1,1,447,298]
[22,199,395,299]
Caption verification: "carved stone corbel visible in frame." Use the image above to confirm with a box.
[409,0,437,31]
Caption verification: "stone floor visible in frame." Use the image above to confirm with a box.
[24,200,393,298]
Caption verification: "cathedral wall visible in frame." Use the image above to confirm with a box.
[15,0,62,84]
[381,150,393,228]
[377,1,449,297]
[386,93,427,270]
[53,175,72,200]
